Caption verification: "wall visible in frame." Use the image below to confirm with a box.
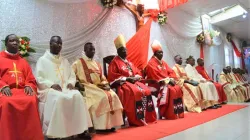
[0,0,242,74]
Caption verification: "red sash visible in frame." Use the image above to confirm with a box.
[183,84,199,104]
[80,58,93,84]
[175,65,203,106]
[204,71,210,80]
[80,58,113,111]
[242,75,247,81]
[175,64,187,78]
[233,74,240,82]
[80,58,103,84]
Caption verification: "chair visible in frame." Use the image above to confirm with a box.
[102,55,161,122]
[103,55,160,95]
[103,55,116,78]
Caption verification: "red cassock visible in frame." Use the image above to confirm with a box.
[108,56,157,126]
[0,51,43,140]
[195,66,227,103]
[145,57,184,119]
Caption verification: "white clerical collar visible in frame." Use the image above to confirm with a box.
[5,50,18,56]
[175,63,181,67]
[84,55,93,61]
[46,50,61,60]
[187,64,194,67]
[50,52,60,59]
[154,56,162,64]
[118,56,128,63]
[53,54,60,59]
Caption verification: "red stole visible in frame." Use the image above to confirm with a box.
[175,64,187,78]
[80,58,102,84]
[195,66,211,80]
[175,64,203,105]
[80,58,113,111]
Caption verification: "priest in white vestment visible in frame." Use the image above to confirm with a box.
[226,66,249,102]
[72,42,123,131]
[36,36,92,139]
[184,56,219,109]
[219,68,244,102]
[172,55,204,113]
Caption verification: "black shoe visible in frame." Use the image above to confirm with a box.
[215,104,222,108]
[78,131,92,140]
[221,102,227,105]
[47,138,57,140]
[96,128,116,133]
[202,108,207,111]
[88,127,96,134]
[208,106,218,109]
[110,127,116,132]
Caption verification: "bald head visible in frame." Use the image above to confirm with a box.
[197,58,204,66]
[5,34,19,54]
[84,42,95,59]
[174,55,182,65]
[222,68,228,74]
[226,66,232,73]
[186,56,195,66]
[50,36,62,55]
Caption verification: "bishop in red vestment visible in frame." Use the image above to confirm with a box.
[145,40,184,119]
[196,58,227,104]
[108,35,156,126]
[0,34,43,140]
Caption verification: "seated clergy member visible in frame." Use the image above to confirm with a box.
[0,34,44,140]
[145,41,184,119]
[231,68,250,101]
[36,36,91,140]
[185,56,220,109]
[242,69,250,82]
[219,68,244,102]
[72,42,123,132]
[108,34,157,126]
[226,66,248,102]
[238,68,250,101]
[236,68,250,85]
[239,68,250,84]
[196,58,227,104]
[173,55,204,113]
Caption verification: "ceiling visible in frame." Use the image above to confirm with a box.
[177,0,250,41]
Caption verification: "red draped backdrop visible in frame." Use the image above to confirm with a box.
[230,40,245,69]
[158,0,188,11]
[126,0,189,70]
[126,18,153,70]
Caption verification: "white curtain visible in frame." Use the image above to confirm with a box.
[30,8,112,63]
[0,0,243,73]
[167,8,202,38]
[48,0,91,3]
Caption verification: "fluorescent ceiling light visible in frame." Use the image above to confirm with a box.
[243,14,247,18]
[209,5,247,24]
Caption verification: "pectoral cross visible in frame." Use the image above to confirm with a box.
[9,62,22,88]
[55,65,64,88]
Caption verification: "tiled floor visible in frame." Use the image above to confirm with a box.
[160,103,250,140]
